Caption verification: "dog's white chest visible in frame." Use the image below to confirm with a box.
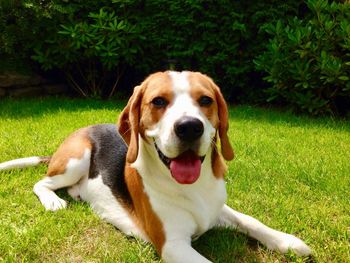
[185,177,227,236]
[135,148,227,239]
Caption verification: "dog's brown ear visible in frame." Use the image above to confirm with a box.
[211,80,234,161]
[118,85,143,163]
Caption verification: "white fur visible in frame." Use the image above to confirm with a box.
[33,149,91,211]
[78,174,147,240]
[168,71,190,93]
[67,184,81,201]
[162,240,211,263]
[0,157,41,170]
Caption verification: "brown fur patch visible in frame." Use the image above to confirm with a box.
[139,72,174,138]
[118,72,174,163]
[124,165,166,255]
[47,127,92,176]
[188,72,230,177]
[39,156,51,165]
[188,72,234,161]
[211,142,228,179]
[188,73,220,129]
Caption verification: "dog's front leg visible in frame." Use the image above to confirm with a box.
[162,238,212,263]
[216,204,312,256]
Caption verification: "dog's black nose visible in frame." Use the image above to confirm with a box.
[174,117,204,142]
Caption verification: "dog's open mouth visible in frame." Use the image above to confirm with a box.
[155,143,205,184]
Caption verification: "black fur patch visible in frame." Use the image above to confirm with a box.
[88,124,132,207]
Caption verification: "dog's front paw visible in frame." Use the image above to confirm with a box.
[274,233,312,256]
[41,193,67,211]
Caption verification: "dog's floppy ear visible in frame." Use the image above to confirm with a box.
[118,85,143,163]
[211,80,234,161]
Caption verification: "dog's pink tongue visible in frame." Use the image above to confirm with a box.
[170,151,201,184]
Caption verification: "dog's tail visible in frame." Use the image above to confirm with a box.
[0,156,51,171]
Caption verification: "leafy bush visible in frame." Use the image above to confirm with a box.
[0,1,61,73]
[255,0,350,115]
[133,1,246,99]
[0,0,141,98]
[11,0,301,100]
[33,6,140,98]
[0,0,304,100]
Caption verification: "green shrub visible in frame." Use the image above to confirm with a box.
[0,0,304,101]
[255,0,350,115]
[134,1,246,98]
[20,0,303,100]
[0,0,142,98]
[0,1,61,73]
[32,6,140,98]
[2,0,349,115]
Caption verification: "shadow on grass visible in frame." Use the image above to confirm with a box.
[195,228,316,263]
[0,97,126,119]
[193,228,261,263]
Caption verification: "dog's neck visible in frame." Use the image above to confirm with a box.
[130,135,227,235]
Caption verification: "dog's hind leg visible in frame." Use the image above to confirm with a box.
[33,149,91,211]
[216,204,312,256]
[33,128,92,211]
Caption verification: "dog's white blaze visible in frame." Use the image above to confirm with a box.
[168,71,190,93]
[169,71,216,151]
[169,71,197,118]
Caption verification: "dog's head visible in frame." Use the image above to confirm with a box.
[118,71,234,184]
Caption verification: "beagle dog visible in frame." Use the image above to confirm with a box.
[0,71,311,262]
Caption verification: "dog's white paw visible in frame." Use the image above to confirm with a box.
[273,233,312,256]
[41,193,67,211]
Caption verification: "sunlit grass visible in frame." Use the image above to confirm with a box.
[0,97,349,262]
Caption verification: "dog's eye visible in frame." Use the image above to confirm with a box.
[151,97,169,108]
[198,96,213,107]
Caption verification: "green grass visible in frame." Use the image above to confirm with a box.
[0,97,349,262]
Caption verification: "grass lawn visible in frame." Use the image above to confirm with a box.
[0,97,349,262]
